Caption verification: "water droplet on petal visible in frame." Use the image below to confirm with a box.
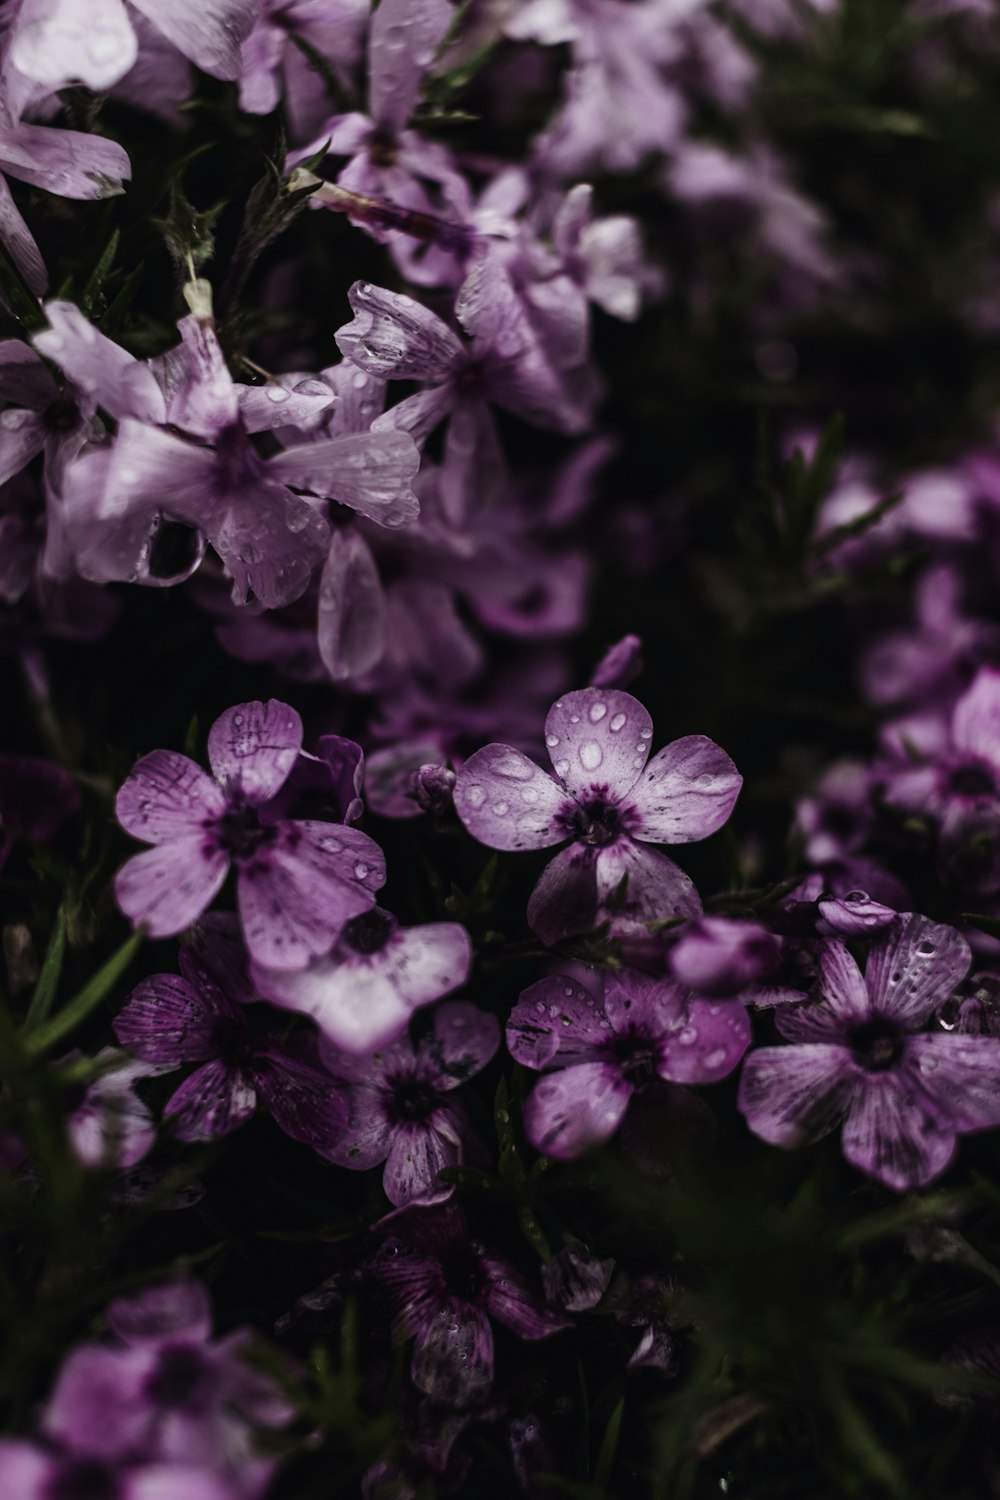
[545,733,560,747]
[705,1047,727,1069]
[554,758,570,777]
[917,940,936,956]
[354,861,369,880]
[492,801,509,816]
[589,701,607,722]
[609,713,627,732]
[464,784,485,808]
[579,741,603,772]
[678,1026,699,1045]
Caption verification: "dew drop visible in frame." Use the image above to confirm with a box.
[264,384,290,404]
[545,733,560,747]
[705,1047,727,1068]
[464,784,486,808]
[354,860,369,880]
[492,752,533,781]
[492,801,509,816]
[916,940,936,956]
[609,712,627,732]
[640,727,653,740]
[554,758,570,777]
[579,740,603,772]
[844,890,867,904]
[569,714,581,724]
[678,1026,699,1045]
[521,787,538,803]
[589,701,608,723]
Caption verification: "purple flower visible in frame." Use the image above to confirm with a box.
[371,1199,569,1407]
[114,699,385,968]
[668,916,781,997]
[453,687,742,945]
[542,1240,615,1312]
[252,906,472,1053]
[64,1048,157,1171]
[0,1441,236,1500]
[738,914,1000,1190]
[315,1000,499,1204]
[508,968,750,1158]
[42,1276,291,1496]
[114,942,347,1150]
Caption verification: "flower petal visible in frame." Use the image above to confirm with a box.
[335,280,463,381]
[864,913,971,1025]
[544,688,652,800]
[316,527,386,681]
[737,1044,851,1147]
[628,735,742,844]
[411,1301,494,1408]
[454,744,568,852]
[165,1058,258,1142]
[482,1255,571,1338]
[908,1034,1000,1132]
[523,1062,631,1158]
[368,0,454,135]
[115,838,229,938]
[0,120,131,198]
[130,0,258,79]
[656,996,751,1084]
[207,699,303,803]
[776,941,870,1043]
[117,749,226,844]
[251,1045,348,1152]
[422,1001,499,1085]
[383,1122,460,1205]
[603,968,685,1036]
[320,1088,393,1169]
[841,1074,955,1191]
[33,301,166,423]
[951,666,1000,768]
[268,430,420,528]
[507,975,610,1070]
[113,973,226,1065]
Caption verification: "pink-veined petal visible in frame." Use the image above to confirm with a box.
[864,913,972,1025]
[908,1033,1000,1133]
[628,735,742,844]
[383,1122,460,1205]
[113,973,225,1064]
[507,975,610,1070]
[207,699,302,803]
[116,749,226,843]
[115,839,229,938]
[523,1062,631,1158]
[737,1044,852,1148]
[454,744,568,852]
[544,688,652,800]
[656,996,751,1084]
[165,1058,257,1142]
[841,1073,955,1191]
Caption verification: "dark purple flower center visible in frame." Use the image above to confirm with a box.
[341,909,396,954]
[563,795,626,849]
[145,1342,213,1411]
[46,1460,121,1500]
[213,801,276,859]
[43,397,80,433]
[215,423,264,488]
[367,128,398,167]
[610,1031,659,1086]
[947,759,997,799]
[388,1074,442,1124]
[847,1018,905,1072]
[442,1246,488,1303]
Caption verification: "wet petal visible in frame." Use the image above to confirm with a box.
[207,700,303,803]
[603,968,685,1037]
[12,0,136,90]
[482,1255,572,1338]
[106,1276,212,1343]
[320,1088,393,1169]
[116,749,226,843]
[737,1044,851,1147]
[316,527,387,681]
[454,744,568,852]
[507,975,610,1070]
[165,1058,258,1142]
[335,280,463,381]
[523,1062,631,1158]
[544,688,653,800]
[656,996,751,1084]
[908,1034,1000,1132]
[115,838,229,938]
[384,1122,460,1205]
[113,973,228,1065]
[0,410,46,489]
[593,840,702,938]
[368,0,454,134]
[526,844,601,946]
[0,177,46,295]
[411,1301,493,1408]
[0,120,131,199]
[269,430,420,528]
[33,301,165,422]
[841,1074,954,1191]
[130,0,258,79]
[865,913,971,1025]
[251,1045,348,1152]
[423,1001,499,1085]
[629,735,742,844]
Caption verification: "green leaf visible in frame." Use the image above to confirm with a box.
[23,925,145,1057]
[593,1395,624,1492]
[23,908,67,1031]
[80,229,120,316]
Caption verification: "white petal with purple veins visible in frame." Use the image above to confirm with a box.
[629,735,742,844]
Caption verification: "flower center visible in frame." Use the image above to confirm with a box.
[388,1075,442,1125]
[47,1460,121,1500]
[367,128,398,168]
[43,396,80,433]
[610,1032,658,1086]
[145,1343,212,1411]
[341,909,396,954]
[564,796,624,848]
[213,802,275,860]
[847,1018,905,1072]
[442,1246,487,1303]
[947,759,997,799]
